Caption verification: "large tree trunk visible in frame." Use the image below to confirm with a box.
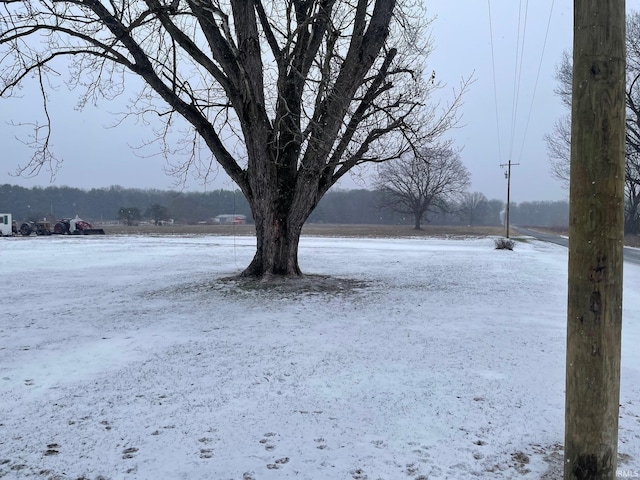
[240,155,319,278]
[241,211,305,278]
[564,1,625,479]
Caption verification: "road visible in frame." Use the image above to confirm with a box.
[514,226,640,266]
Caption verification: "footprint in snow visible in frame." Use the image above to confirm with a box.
[199,448,213,459]
[122,447,138,459]
[314,437,328,450]
[267,458,289,470]
[350,468,368,479]
[260,432,277,451]
[44,443,60,456]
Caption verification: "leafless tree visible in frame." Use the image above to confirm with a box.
[544,49,572,186]
[625,12,640,234]
[625,144,640,233]
[0,0,469,277]
[375,145,470,230]
[546,11,640,234]
[544,114,571,184]
[457,191,488,226]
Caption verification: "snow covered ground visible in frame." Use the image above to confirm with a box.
[0,234,638,480]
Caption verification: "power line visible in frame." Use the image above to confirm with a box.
[517,0,556,163]
[509,0,529,161]
[488,0,557,205]
[487,0,503,164]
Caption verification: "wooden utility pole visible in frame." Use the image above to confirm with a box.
[565,1,626,479]
[500,160,519,238]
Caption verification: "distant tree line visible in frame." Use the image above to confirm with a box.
[0,184,251,224]
[0,184,568,228]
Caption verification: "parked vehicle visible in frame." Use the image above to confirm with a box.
[0,213,13,236]
[18,215,105,236]
[18,220,52,236]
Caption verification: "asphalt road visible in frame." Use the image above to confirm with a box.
[514,226,640,266]
[514,227,569,248]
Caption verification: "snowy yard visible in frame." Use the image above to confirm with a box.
[1,234,639,479]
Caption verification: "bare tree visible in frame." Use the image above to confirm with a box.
[118,206,142,226]
[546,12,640,234]
[544,114,571,184]
[544,49,572,185]
[375,145,470,230]
[625,12,640,234]
[457,191,488,226]
[625,144,640,233]
[0,0,469,277]
[145,203,170,225]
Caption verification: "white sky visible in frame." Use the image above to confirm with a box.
[426,0,573,203]
[0,1,611,202]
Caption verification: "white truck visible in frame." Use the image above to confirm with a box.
[0,213,14,236]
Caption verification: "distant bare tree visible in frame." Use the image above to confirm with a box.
[118,207,142,226]
[145,203,170,226]
[375,145,470,229]
[0,0,470,277]
[458,191,488,226]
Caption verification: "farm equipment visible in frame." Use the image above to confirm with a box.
[55,217,105,235]
[18,216,105,236]
[18,220,52,236]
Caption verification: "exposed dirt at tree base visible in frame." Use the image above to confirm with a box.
[218,274,373,296]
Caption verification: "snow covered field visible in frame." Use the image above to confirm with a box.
[1,234,639,480]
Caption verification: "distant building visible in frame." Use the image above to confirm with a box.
[213,214,246,225]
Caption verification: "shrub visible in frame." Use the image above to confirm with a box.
[494,237,515,250]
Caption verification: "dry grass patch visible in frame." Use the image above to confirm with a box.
[101,223,506,239]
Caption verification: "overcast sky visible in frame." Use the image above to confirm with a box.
[0,1,583,202]
[428,0,574,203]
